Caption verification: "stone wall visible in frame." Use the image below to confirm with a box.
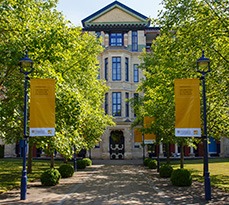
[220,137,229,157]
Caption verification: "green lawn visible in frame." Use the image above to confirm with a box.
[0,158,228,194]
[0,158,63,193]
[171,158,229,192]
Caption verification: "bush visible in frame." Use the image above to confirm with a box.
[171,168,192,186]
[40,168,61,186]
[58,164,74,178]
[143,158,151,167]
[159,164,173,178]
[77,159,87,169]
[148,159,157,169]
[83,158,92,166]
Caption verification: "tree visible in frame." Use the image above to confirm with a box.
[0,0,114,166]
[136,0,228,165]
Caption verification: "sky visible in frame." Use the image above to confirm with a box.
[56,0,163,27]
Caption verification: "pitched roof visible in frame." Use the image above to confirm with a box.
[82,1,150,30]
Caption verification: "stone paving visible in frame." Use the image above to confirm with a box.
[0,160,228,205]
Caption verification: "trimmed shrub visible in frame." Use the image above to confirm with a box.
[159,164,173,178]
[83,158,92,166]
[143,158,151,167]
[40,168,61,186]
[171,168,192,186]
[77,159,87,169]
[148,159,157,169]
[58,164,74,178]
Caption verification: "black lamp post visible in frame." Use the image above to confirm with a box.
[73,145,77,172]
[19,51,34,200]
[142,133,145,161]
[196,50,211,201]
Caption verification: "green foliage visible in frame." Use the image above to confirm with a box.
[148,159,157,169]
[58,164,74,178]
[171,168,192,187]
[0,159,63,193]
[77,159,87,169]
[0,0,114,159]
[40,168,61,186]
[82,158,92,166]
[137,0,229,150]
[143,158,151,166]
[159,164,173,178]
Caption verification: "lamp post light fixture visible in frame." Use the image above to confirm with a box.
[196,50,211,201]
[19,51,34,200]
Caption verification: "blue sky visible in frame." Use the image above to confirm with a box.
[56,0,163,27]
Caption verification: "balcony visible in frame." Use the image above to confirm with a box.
[104,45,128,51]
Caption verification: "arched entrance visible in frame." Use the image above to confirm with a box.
[109,130,125,160]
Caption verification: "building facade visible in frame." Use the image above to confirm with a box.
[82,1,159,159]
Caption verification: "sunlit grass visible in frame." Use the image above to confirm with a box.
[0,158,63,193]
[171,158,229,192]
[0,158,228,194]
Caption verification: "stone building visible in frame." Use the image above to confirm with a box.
[81,1,159,159]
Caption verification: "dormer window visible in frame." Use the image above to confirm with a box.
[110,33,123,46]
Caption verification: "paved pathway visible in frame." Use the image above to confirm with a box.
[0,160,228,205]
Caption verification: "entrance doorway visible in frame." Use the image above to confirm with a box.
[109,130,124,160]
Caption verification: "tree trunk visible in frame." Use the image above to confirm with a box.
[27,140,33,174]
[50,153,55,168]
[180,141,184,169]
[166,143,170,164]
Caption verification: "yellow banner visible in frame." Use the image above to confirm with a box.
[29,79,55,136]
[134,128,142,143]
[144,116,154,128]
[144,116,156,142]
[175,79,201,137]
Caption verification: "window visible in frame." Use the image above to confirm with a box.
[125,92,129,117]
[134,93,139,101]
[112,57,121,81]
[105,58,108,81]
[125,57,129,82]
[112,92,121,116]
[96,31,101,38]
[132,31,138,51]
[134,93,139,117]
[105,93,108,114]
[133,64,139,82]
[110,33,123,46]
[95,143,100,148]
[146,43,151,52]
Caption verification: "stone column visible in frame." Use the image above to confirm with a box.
[190,146,195,157]
[220,137,229,157]
[175,144,178,154]
[104,34,109,48]
[124,127,132,159]
[159,143,164,157]
[101,31,105,47]
[128,31,132,46]
[101,129,110,159]
[4,144,16,157]
[124,33,128,48]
